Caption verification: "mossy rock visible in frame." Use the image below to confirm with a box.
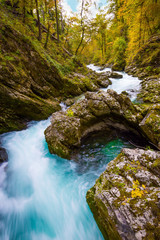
[86,148,160,240]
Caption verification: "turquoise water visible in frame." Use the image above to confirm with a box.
[0,118,131,240]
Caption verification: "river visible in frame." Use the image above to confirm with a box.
[0,66,141,240]
[87,64,141,101]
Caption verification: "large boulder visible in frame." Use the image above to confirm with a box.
[45,112,81,159]
[45,90,143,159]
[109,72,123,79]
[87,71,112,88]
[86,148,160,240]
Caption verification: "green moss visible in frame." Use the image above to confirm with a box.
[152,158,160,168]
[4,55,15,61]
[86,189,122,240]
[146,66,152,72]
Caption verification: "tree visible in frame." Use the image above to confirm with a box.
[54,0,59,41]
[93,11,108,59]
[112,36,126,70]
[75,0,92,56]
[44,21,51,48]
[35,0,42,41]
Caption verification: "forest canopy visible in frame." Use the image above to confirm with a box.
[1,0,160,70]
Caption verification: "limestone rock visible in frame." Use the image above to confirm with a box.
[45,90,142,159]
[109,72,123,79]
[86,148,160,240]
[45,112,81,159]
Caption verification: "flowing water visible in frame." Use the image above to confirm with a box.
[87,64,141,101]
[0,120,132,240]
[0,65,140,240]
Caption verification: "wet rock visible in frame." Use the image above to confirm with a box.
[99,79,112,88]
[64,98,75,106]
[0,147,8,163]
[88,72,112,88]
[121,91,129,96]
[86,148,160,240]
[45,90,143,159]
[45,112,81,159]
[109,72,123,79]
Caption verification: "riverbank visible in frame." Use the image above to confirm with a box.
[44,64,160,240]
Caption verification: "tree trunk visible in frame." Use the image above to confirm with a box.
[30,0,33,16]
[80,37,91,54]
[139,1,144,47]
[61,12,64,34]
[54,0,59,41]
[23,0,26,23]
[75,28,85,55]
[44,22,50,49]
[75,0,85,55]
[45,0,47,12]
[35,0,42,41]
[144,13,153,36]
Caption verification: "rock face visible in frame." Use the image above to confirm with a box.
[0,147,8,163]
[45,90,145,159]
[86,148,160,240]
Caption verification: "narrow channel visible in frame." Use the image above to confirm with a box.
[0,66,141,240]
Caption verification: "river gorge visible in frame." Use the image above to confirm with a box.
[0,66,150,240]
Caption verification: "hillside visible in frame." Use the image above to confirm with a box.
[126,35,160,79]
[0,5,101,133]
